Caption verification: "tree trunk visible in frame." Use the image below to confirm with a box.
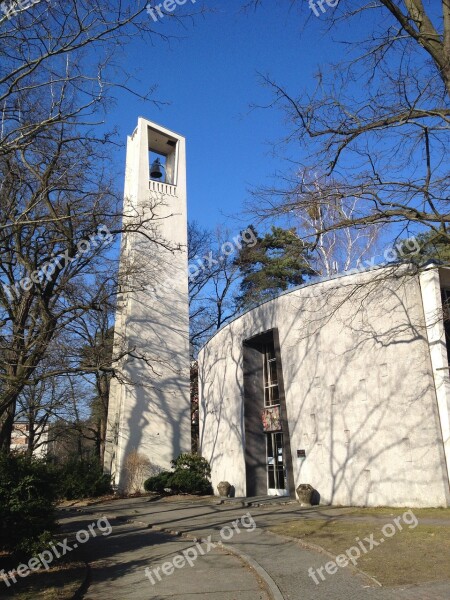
[0,402,16,453]
[27,414,36,459]
[97,373,110,465]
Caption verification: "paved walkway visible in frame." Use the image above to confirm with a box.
[59,510,269,600]
[60,498,450,600]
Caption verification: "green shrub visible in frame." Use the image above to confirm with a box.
[17,530,57,558]
[169,470,212,495]
[143,453,213,496]
[57,456,111,500]
[0,453,58,555]
[143,471,172,493]
[171,453,211,479]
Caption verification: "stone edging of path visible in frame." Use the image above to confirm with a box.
[218,542,285,600]
[130,518,285,600]
[264,529,383,588]
[132,516,383,595]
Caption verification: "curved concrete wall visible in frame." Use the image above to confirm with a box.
[199,266,450,507]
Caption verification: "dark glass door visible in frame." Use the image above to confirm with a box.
[266,431,288,494]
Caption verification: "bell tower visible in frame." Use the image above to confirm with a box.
[104,118,191,490]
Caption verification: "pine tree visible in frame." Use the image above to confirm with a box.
[235,226,316,310]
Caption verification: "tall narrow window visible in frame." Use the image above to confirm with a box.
[244,329,292,497]
[263,341,280,406]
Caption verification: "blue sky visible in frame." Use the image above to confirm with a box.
[106,0,358,232]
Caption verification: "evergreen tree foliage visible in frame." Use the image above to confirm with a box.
[235,226,316,310]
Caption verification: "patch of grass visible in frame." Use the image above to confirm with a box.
[325,507,450,521]
[0,561,85,599]
[269,518,450,586]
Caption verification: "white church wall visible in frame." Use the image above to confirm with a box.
[419,267,450,498]
[199,265,450,507]
[105,119,191,491]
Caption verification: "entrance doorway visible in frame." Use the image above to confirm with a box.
[243,329,294,497]
[266,432,288,495]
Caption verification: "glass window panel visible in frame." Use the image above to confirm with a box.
[269,360,278,386]
[263,340,280,407]
[276,467,286,489]
[263,356,269,387]
[265,342,275,361]
[271,385,279,403]
[268,466,275,489]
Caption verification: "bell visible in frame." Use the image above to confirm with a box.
[150,158,164,179]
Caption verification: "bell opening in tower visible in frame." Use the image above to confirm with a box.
[148,126,178,185]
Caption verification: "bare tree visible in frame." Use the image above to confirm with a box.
[15,358,93,458]
[278,172,380,276]
[15,377,60,458]
[76,307,114,463]
[0,1,196,451]
[247,1,450,249]
[188,222,243,452]
[45,375,97,461]
[188,222,242,357]
[123,449,152,495]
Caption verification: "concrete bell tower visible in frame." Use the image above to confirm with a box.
[105,118,190,490]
